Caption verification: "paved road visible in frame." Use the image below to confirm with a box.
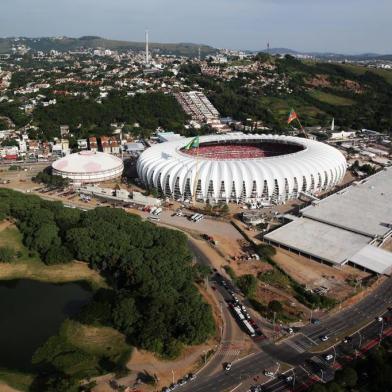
[178,277,392,392]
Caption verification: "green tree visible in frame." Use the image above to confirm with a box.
[0,246,15,262]
[236,274,257,297]
[112,296,139,336]
[268,300,283,313]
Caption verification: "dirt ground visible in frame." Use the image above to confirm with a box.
[229,257,272,278]
[382,237,392,252]
[0,382,20,392]
[273,248,369,301]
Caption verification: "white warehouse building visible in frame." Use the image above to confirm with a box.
[52,151,124,184]
[137,134,346,204]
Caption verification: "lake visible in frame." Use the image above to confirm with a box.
[0,279,92,371]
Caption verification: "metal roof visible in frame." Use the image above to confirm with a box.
[350,245,392,275]
[52,151,123,174]
[265,218,371,265]
[302,167,392,238]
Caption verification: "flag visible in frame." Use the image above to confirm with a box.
[287,108,299,124]
[184,136,200,150]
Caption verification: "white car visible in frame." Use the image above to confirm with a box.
[320,335,329,342]
[225,362,232,371]
[264,370,274,377]
[377,316,383,322]
[325,354,334,361]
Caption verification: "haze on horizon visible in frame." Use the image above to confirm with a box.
[0,0,390,54]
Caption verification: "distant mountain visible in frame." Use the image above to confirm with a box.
[256,48,392,61]
[0,36,217,57]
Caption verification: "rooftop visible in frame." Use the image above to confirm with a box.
[301,167,392,238]
[265,218,371,265]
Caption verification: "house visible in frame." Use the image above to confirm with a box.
[88,137,98,152]
[100,136,111,153]
[109,137,120,154]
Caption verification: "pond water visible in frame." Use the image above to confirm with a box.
[0,279,92,371]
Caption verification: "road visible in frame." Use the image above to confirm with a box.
[13,190,392,392]
[179,276,392,392]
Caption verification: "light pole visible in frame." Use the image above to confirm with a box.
[203,350,207,364]
[332,345,337,368]
[309,305,313,324]
[274,362,280,377]
[378,318,384,347]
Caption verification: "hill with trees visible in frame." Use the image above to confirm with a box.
[32,92,189,140]
[0,36,217,57]
[187,55,392,132]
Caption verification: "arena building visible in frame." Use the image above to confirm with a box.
[137,133,346,204]
[52,151,124,184]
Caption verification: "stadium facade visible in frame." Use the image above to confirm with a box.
[137,134,346,204]
[52,151,124,184]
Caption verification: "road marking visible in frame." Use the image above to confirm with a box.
[284,340,306,353]
[229,382,242,392]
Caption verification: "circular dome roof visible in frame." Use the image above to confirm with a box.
[52,151,123,174]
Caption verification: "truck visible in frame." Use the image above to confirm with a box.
[243,320,256,337]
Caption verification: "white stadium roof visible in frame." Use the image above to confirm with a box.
[137,133,346,204]
[52,151,123,184]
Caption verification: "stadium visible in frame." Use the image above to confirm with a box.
[137,134,347,204]
[52,151,124,184]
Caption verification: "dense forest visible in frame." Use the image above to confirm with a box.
[32,92,189,140]
[0,189,215,390]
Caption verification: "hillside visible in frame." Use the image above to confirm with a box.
[191,56,392,132]
[0,36,217,57]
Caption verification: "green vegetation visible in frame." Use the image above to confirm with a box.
[32,92,189,140]
[0,369,34,392]
[0,246,16,262]
[236,274,257,297]
[256,245,337,310]
[310,337,392,392]
[188,56,392,132]
[351,160,378,176]
[256,244,276,260]
[0,188,215,389]
[223,265,236,280]
[308,90,355,106]
[0,224,106,288]
[258,269,290,290]
[33,171,70,189]
[31,319,132,390]
[0,36,217,57]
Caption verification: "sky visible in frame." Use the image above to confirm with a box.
[0,0,390,54]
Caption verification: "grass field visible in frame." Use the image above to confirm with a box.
[260,96,325,125]
[62,319,131,362]
[308,90,355,106]
[0,369,34,392]
[340,63,392,85]
[0,222,107,289]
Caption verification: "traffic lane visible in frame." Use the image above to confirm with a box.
[181,352,277,392]
[262,366,309,392]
